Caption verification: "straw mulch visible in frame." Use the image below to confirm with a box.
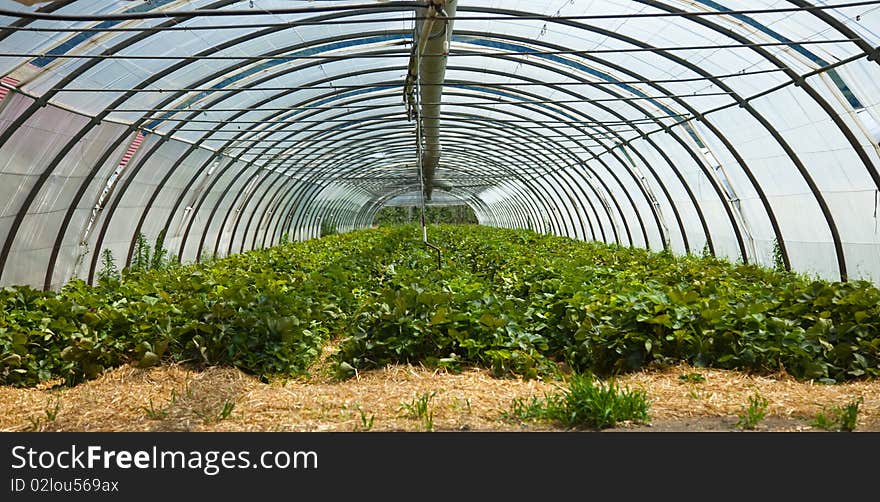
[1,361,877,432]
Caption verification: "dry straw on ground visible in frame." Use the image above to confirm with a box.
[1,362,877,432]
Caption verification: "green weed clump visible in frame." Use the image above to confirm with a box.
[399,391,437,431]
[736,392,769,430]
[503,373,650,430]
[811,397,863,432]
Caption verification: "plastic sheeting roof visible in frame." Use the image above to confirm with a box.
[1,0,880,289]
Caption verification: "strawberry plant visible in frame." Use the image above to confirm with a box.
[2,224,879,389]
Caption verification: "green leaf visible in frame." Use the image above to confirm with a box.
[430,307,448,325]
[142,295,160,306]
[137,351,160,368]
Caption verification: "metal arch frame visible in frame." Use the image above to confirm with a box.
[117,66,414,275]
[115,26,776,272]
[149,88,576,270]
[237,102,664,253]
[474,194,519,229]
[355,184,482,227]
[275,141,557,243]
[440,95,632,243]
[448,31,750,261]
[254,133,572,249]
[84,59,418,282]
[13,21,724,284]
[327,159,530,232]
[195,118,559,259]
[442,81,667,247]
[332,184,485,233]
[686,0,880,195]
[467,196,513,229]
[460,4,880,270]
[330,74,711,247]
[232,100,618,252]
[0,0,74,44]
[185,18,794,265]
[253,130,545,245]
[12,44,696,286]
[788,0,880,77]
[458,3,871,277]
[295,159,531,241]
[5,10,417,287]
[220,134,561,254]
[357,181,517,232]
[633,0,879,279]
[360,184,492,221]
[13,7,872,266]
[276,131,582,237]
[310,162,528,237]
[187,82,604,258]
[474,194,512,228]
[152,69,616,265]
[243,123,603,248]
[204,56,723,261]
[230,85,623,250]
[449,28,769,266]
[288,164,550,248]
[189,74,648,260]
[224,105,591,253]
[1,1,875,286]
[0,0,250,286]
[176,98,570,260]
[309,187,371,235]
[439,87,650,246]
[230,106,608,253]
[113,54,699,276]
[354,183,509,232]
[189,72,640,253]
[472,197,516,230]
[407,6,810,272]
[85,23,736,268]
[125,68,521,271]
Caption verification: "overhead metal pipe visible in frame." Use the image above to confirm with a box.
[405,0,457,201]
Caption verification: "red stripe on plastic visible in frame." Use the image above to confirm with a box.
[117,132,146,168]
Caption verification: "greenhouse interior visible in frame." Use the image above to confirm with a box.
[1,0,879,433]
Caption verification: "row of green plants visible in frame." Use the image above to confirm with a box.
[2,225,879,388]
[0,229,403,386]
[373,205,478,226]
[331,225,880,384]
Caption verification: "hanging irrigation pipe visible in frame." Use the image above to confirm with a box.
[414,91,443,270]
[406,2,445,270]
[416,122,443,270]
[419,126,444,266]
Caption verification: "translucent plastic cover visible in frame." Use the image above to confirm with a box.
[1,0,879,287]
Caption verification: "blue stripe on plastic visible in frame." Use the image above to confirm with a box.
[453,36,701,144]
[454,36,683,119]
[692,0,862,108]
[30,0,175,68]
[144,35,402,130]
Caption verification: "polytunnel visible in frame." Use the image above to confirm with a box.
[1,0,880,291]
